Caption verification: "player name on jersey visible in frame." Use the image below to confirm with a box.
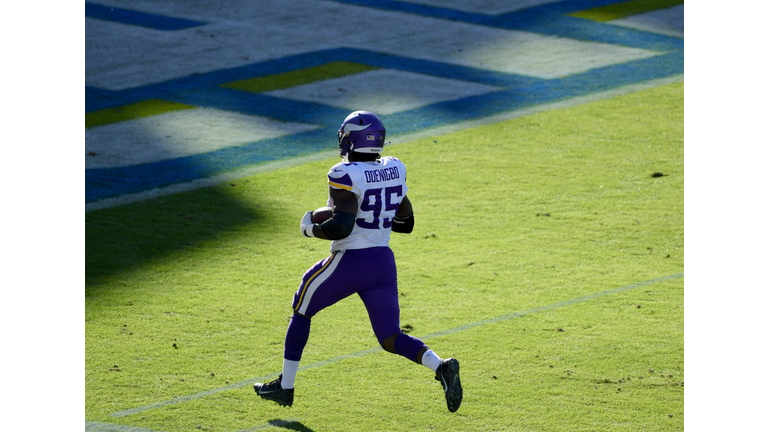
[364,166,401,183]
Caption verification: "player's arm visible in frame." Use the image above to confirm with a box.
[309,187,358,240]
[392,195,414,234]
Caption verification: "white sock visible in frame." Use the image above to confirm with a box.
[421,350,442,373]
[281,359,300,389]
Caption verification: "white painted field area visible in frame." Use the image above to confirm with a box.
[85,0,683,208]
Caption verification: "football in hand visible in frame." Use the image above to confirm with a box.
[311,206,333,224]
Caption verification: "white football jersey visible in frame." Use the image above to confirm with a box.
[326,156,408,251]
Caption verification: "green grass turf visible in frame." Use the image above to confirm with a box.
[85,81,683,431]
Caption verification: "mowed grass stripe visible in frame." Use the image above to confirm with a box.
[569,0,684,22]
[220,61,378,93]
[109,273,681,418]
[85,99,196,129]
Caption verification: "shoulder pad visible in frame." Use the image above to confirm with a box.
[327,163,354,191]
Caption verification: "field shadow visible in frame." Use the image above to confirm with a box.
[265,419,315,432]
[85,185,268,295]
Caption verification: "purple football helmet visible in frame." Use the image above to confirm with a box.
[337,111,386,158]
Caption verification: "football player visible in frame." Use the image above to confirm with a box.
[254,111,463,412]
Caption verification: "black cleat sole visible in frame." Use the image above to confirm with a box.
[443,358,462,412]
[435,358,462,412]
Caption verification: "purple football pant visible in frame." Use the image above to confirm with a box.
[285,247,425,363]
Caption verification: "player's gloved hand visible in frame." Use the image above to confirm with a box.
[300,211,315,238]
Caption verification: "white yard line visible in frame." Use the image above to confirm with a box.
[110,272,683,418]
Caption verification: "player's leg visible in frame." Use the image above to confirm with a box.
[356,248,431,365]
[357,248,462,412]
[361,291,463,412]
[360,289,449,370]
[255,251,357,406]
[253,311,310,407]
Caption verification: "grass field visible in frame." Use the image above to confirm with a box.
[85,81,683,431]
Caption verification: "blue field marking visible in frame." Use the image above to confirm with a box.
[85,1,683,205]
[330,0,684,49]
[85,48,541,114]
[109,272,683,418]
[86,127,338,203]
[85,2,205,30]
[85,52,682,203]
